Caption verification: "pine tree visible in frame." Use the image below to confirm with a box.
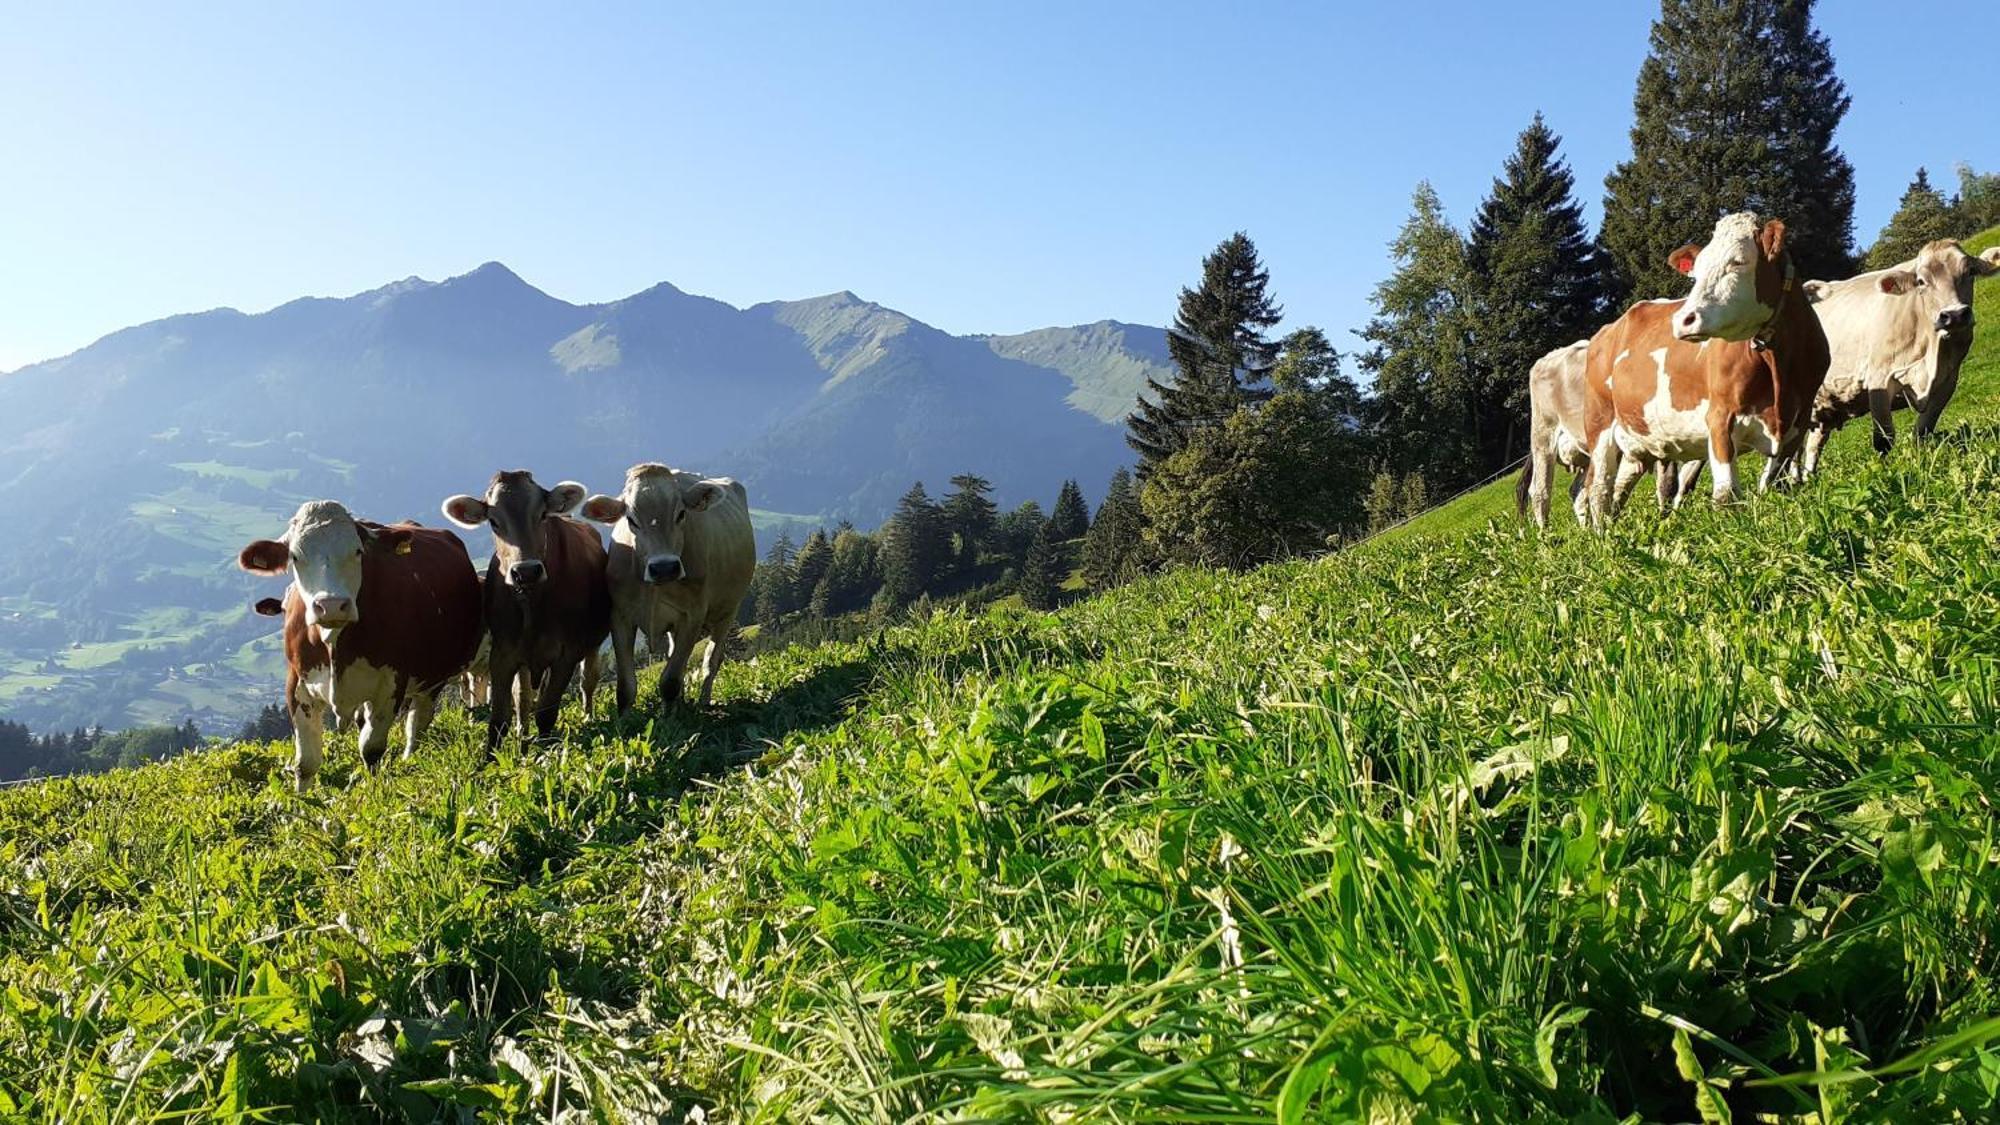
[1464,114,1608,470]
[1127,232,1282,478]
[1364,471,1401,533]
[1018,519,1059,610]
[876,483,947,608]
[992,501,1045,570]
[1867,168,1961,268]
[1955,164,2000,234]
[791,529,833,609]
[1358,183,1479,490]
[1082,469,1144,590]
[813,529,878,617]
[940,474,998,569]
[754,534,798,627]
[1049,479,1090,541]
[1600,0,1855,300]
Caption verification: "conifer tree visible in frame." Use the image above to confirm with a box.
[1082,468,1143,590]
[940,474,997,568]
[1048,479,1090,541]
[1464,114,1608,469]
[1600,0,1855,300]
[1127,232,1282,478]
[876,483,946,608]
[791,529,832,608]
[1866,168,1961,268]
[1018,519,1059,610]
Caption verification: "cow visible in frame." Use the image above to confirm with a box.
[442,471,612,753]
[1582,212,1831,526]
[1787,241,2000,478]
[237,500,483,788]
[579,464,756,712]
[1518,339,1704,529]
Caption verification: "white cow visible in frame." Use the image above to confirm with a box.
[1793,240,2000,477]
[580,464,757,711]
[1518,339,1703,529]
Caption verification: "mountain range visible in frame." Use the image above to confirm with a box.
[0,263,1171,732]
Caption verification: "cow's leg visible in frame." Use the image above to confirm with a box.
[1801,424,1830,479]
[1568,467,1589,527]
[486,659,519,757]
[1609,451,1649,518]
[1653,461,1677,512]
[513,669,538,738]
[357,702,393,773]
[1586,429,1622,529]
[697,624,733,708]
[1914,373,1958,440]
[658,621,699,706]
[1674,461,1702,508]
[403,690,438,761]
[1867,388,1897,455]
[1527,450,1555,530]
[611,618,638,714]
[1708,417,1738,503]
[580,649,600,719]
[536,661,577,740]
[291,701,326,791]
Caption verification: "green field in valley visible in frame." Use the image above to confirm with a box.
[2,233,1999,1119]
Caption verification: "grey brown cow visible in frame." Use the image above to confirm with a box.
[580,464,756,711]
[443,471,612,752]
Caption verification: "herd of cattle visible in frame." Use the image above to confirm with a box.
[232,212,1993,787]
[1520,213,1999,528]
[238,463,755,786]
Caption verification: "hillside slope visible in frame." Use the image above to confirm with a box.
[3,247,2000,1118]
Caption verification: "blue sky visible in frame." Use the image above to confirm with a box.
[2,2,1994,373]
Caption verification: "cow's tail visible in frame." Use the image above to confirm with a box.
[1514,458,1533,517]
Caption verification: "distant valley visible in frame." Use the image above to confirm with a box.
[0,264,1169,731]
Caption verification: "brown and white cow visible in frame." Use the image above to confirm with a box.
[1582,212,1831,525]
[238,500,483,787]
[1518,339,1704,529]
[580,464,756,711]
[1789,241,2000,477]
[443,471,612,752]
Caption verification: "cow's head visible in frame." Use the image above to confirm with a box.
[580,464,726,586]
[1669,212,1792,343]
[237,500,414,639]
[442,470,586,591]
[1872,240,2000,341]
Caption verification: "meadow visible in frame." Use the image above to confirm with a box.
[2,233,1998,1120]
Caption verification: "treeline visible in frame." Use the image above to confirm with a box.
[1867,164,2000,269]
[0,717,206,782]
[741,474,1130,650]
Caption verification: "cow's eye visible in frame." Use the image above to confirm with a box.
[1914,278,1927,288]
[675,510,687,524]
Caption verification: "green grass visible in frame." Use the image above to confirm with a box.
[2,236,1999,1120]
[169,460,301,490]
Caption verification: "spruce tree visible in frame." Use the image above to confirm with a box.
[1357,183,1479,490]
[1082,468,1143,590]
[1018,519,1059,610]
[1465,114,1608,469]
[993,501,1045,569]
[876,483,946,608]
[940,474,997,568]
[1867,168,1961,268]
[1127,232,1282,478]
[1049,479,1090,541]
[791,529,832,610]
[1601,0,1855,300]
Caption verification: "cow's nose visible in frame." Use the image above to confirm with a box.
[312,595,355,624]
[1936,306,1970,332]
[508,560,546,586]
[645,556,684,584]
[1679,310,1700,332]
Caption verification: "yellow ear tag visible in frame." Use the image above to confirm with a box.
[396,540,413,556]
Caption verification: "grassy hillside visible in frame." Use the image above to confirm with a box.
[3,243,2000,1119]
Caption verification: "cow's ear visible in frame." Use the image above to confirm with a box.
[1758,218,1787,261]
[238,539,290,575]
[1876,270,1919,295]
[580,495,627,523]
[1803,280,1830,303]
[442,495,488,529]
[1668,244,1701,276]
[685,481,726,512]
[362,524,416,556]
[546,481,587,515]
[252,597,286,617]
[1973,247,2000,276]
